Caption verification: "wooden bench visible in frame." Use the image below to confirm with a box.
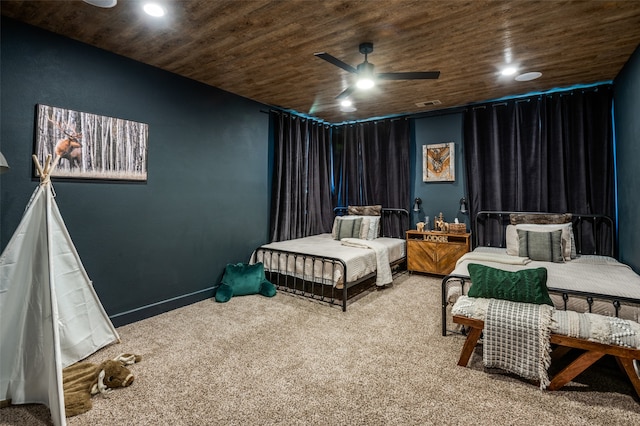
[452,314,640,398]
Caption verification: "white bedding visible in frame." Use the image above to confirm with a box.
[446,247,640,321]
[253,234,405,288]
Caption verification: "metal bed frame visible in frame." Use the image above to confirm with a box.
[441,210,640,336]
[254,208,409,311]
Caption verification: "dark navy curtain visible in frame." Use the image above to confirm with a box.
[332,118,411,236]
[464,85,614,253]
[270,112,333,242]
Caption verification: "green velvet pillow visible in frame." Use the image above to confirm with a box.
[467,263,553,306]
[215,262,277,303]
[517,229,564,263]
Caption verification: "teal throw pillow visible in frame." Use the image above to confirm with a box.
[517,229,564,263]
[215,262,277,303]
[467,263,553,306]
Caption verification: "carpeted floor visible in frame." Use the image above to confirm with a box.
[2,272,639,425]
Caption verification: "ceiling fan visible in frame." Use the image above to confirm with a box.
[315,42,440,100]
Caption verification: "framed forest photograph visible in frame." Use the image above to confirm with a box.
[34,104,148,181]
[423,142,455,182]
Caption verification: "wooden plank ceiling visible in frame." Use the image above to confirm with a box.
[2,0,640,123]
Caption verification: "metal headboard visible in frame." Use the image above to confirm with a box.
[333,207,410,239]
[473,211,615,257]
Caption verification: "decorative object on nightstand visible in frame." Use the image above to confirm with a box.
[435,212,450,232]
[406,229,471,275]
[449,217,467,234]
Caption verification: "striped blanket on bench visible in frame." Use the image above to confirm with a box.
[452,296,640,396]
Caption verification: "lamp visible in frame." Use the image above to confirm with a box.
[459,197,468,214]
[0,152,9,174]
[413,197,422,212]
[356,61,375,90]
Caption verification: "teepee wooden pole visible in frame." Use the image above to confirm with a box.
[32,154,44,177]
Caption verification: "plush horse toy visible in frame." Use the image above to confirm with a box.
[62,353,141,417]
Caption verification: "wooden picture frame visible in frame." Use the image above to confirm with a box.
[423,142,455,182]
[34,104,148,181]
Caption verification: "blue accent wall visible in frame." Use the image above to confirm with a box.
[411,113,467,231]
[613,44,640,273]
[0,18,271,325]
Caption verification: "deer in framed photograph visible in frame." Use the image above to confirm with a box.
[34,104,148,182]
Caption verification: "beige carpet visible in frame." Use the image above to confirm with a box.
[2,272,639,425]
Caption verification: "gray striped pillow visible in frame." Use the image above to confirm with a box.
[517,229,564,263]
[332,217,363,240]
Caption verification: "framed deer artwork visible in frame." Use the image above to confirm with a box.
[422,142,455,182]
[34,104,148,181]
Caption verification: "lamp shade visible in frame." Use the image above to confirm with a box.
[0,152,9,174]
[459,197,468,213]
[413,197,422,212]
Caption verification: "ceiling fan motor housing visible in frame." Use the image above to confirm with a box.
[359,42,374,55]
[357,61,375,75]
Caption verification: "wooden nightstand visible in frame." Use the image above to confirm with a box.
[406,230,471,275]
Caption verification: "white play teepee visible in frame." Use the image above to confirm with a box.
[0,155,120,426]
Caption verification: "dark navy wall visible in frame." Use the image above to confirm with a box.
[613,44,640,273]
[411,113,466,231]
[0,18,271,325]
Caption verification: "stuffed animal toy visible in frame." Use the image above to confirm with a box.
[62,353,141,417]
[215,262,276,303]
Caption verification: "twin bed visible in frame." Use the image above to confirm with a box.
[441,211,640,396]
[252,207,409,311]
[442,211,640,336]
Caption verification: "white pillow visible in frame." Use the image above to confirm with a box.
[347,215,380,240]
[359,217,371,239]
[365,216,381,240]
[506,223,573,260]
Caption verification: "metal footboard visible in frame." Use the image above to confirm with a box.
[254,246,377,311]
[441,274,640,336]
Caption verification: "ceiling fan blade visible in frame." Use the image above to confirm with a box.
[336,86,356,100]
[314,52,358,74]
[377,71,440,80]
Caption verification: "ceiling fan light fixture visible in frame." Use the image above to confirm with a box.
[340,99,353,107]
[356,77,375,90]
[356,60,376,90]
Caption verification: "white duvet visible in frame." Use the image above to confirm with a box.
[340,237,392,286]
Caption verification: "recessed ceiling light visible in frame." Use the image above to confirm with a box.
[515,72,543,82]
[501,67,518,77]
[340,99,353,107]
[83,0,117,7]
[143,3,165,17]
